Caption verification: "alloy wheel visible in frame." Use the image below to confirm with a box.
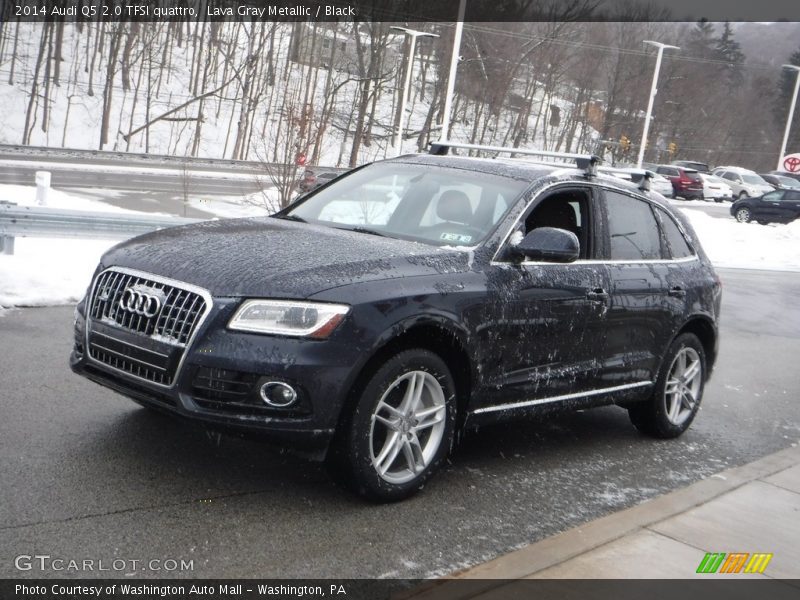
[735,208,751,223]
[663,347,703,427]
[369,371,447,484]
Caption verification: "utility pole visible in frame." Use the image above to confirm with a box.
[777,64,800,170]
[390,27,439,156]
[440,0,466,141]
[637,40,679,168]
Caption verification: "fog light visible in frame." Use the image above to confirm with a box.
[260,381,298,407]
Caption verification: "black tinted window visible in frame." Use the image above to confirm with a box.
[605,192,662,260]
[783,190,800,201]
[655,207,693,259]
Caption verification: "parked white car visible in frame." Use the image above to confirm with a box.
[711,167,773,200]
[698,173,733,202]
[608,168,674,198]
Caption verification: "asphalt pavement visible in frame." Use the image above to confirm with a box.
[0,268,798,579]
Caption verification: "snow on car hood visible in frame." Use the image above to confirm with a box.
[99,216,471,298]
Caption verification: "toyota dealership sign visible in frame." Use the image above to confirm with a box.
[781,153,800,173]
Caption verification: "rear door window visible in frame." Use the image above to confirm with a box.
[784,190,800,202]
[604,191,662,261]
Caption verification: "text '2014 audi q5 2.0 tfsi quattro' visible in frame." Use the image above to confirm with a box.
[71,142,721,501]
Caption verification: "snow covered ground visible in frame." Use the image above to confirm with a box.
[2,185,799,312]
[680,209,800,272]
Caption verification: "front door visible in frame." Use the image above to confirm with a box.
[475,185,611,410]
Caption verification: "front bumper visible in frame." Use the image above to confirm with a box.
[70,297,364,452]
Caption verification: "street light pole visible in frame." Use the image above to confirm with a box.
[637,40,679,168]
[440,0,466,141]
[777,64,800,170]
[390,27,439,156]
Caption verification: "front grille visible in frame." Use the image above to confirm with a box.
[88,269,207,346]
[89,329,173,385]
[86,268,211,386]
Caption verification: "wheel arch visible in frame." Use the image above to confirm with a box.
[672,315,718,379]
[335,316,474,437]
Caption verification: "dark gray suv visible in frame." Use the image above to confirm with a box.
[71,143,722,501]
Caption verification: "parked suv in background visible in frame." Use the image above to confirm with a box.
[71,143,721,501]
[711,167,773,200]
[656,165,704,199]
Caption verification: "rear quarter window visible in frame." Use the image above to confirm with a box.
[654,207,694,259]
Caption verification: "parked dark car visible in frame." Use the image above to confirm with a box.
[760,173,800,190]
[71,145,721,501]
[769,170,800,183]
[656,165,704,199]
[671,160,710,174]
[730,189,800,224]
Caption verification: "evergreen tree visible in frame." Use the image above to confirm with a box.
[714,22,745,91]
[687,20,715,58]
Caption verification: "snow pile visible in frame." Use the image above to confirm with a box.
[0,183,142,213]
[0,237,111,311]
[681,209,800,272]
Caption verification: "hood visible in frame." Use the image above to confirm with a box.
[100,217,471,298]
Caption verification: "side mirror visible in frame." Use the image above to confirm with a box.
[512,227,579,263]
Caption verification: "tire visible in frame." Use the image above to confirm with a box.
[738,191,748,200]
[714,197,723,203]
[328,349,457,502]
[757,220,769,225]
[735,207,752,223]
[628,333,706,439]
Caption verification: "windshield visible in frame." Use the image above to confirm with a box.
[742,174,768,185]
[284,162,528,246]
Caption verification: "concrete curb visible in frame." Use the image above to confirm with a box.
[403,444,800,599]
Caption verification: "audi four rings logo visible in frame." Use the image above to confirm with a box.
[120,286,164,318]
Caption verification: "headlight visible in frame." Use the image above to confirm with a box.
[228,300,350,339]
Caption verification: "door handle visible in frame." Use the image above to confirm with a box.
[668,286,687,298]
[586,288,609,301]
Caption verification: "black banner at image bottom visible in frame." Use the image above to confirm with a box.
[3,579,800,600]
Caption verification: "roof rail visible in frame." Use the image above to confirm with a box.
[598,166,653,192]
[428,140,600,177]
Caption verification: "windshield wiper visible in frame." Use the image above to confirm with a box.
[345,226,388,238]
[274,214,307,223]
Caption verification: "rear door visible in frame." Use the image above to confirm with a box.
[597,189,676,386]
[776,190,800,222]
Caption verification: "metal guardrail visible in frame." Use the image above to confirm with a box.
[0,202,201,255]
[0,144,351,176]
